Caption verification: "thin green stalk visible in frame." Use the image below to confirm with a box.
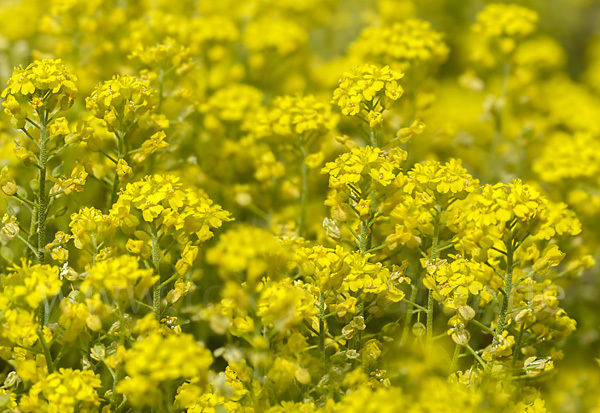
[37,113,48,265]
[369,128,377,148]
[401,284,419,344]
[402,298,427,313]
[450,343,461,373]
[426,209,441,342]
[318,291,326,364]
[426,291,434,342]
[298,143,308,237]
[151,228,161,321]
[359,219,369,255]
[489,61,510,180]
[110,132,125,206]
[27,205,37,261]
[486,237,515,374]
[157,69,165,113]
[37,330,54,373]
[471,319,495,335]
[112,302,126,408]
[365,244,386,254]
[465,343,487,369]
[512,320,526,368]
[15,232,38,256]
[36,113,49,327]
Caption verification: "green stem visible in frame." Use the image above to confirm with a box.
[15,232,38,256]
[400,298,427,313]
[426,208,441,342]
[151,228,161,321]
[512,320,526,368]
[13,193,37,209]
[470,319,495,335]
[27,205,38,261]
[487,237,515,373]
[37,330,54,373]
[426,291,434,342]
[318,291,326,364]
[450,343,461,373]
[401,284,419,344]
[112,303,126,408]
[359,219,369,255]
[36,112,49,327]
[37,113,48,265]
[159,272,180,289]
[110,132,125,206]
[298,143,308,237]
[465,343,486,369]
[489,61,510,181]
[157,68,165,113]
[369,128,378,148]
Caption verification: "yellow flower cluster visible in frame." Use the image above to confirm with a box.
[474,4,538,40]
[449,180,581,253]
[19,368,101,413]
[422,255,495,308]
[82,255,158,300]
[243,16,307,57]
[256,94,339,138]
[533,132,600,183]
[200,83,264,132]
[257,278,317,332]
[206,225,294,283]
[0,1,597,412]
[404,158,479,207]
[117,333,213,407]
[1,58,77,127]
[85,75,158,132]
[322,146,406,189]
[0,166,17,196]
[69,207,116,251]
[110,174,232,243]
[474,3,538,54]
[130,37,193,73]
[176,365,249,412]
[332,64,404,117]
[350,18,449,70]
[58,294,102,342]
[296,245,405,298]
[1,260,61,309]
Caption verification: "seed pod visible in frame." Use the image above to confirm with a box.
[457,305,476,322]
[451,328,471,345]
[412,322,426,337]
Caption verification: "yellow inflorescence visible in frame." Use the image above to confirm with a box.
[0,1,598,412]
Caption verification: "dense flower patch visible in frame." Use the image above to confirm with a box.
[0,1,599,412]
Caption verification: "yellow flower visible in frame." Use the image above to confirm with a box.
[116,159,133,179]
[0,166,18,196]
[257,278,317,331]
[2,59,77,115]
[25,368,101,413]
[117,333,213,407]
[332,64,404,117]
[1,214,19,240]
[350,18,449,70]
[355,199,371,217]
[85,75,157,133]
[129,37,193,72]
[82,255,158,301]
[49,117,70,137]
[2,259,61,309]
[175,243,199,275]
[69,207,116,250]
[111,174,232,244]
